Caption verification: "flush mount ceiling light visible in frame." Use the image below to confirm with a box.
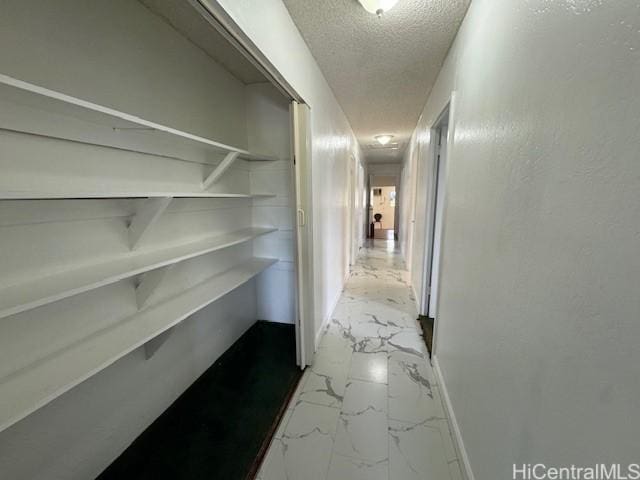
[358,0,400,17]
[375,134,394,145]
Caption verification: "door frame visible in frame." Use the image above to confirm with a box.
[291,101,316,368]
[419,95,456,356]
[189,2,316,368]
[346,154,357,268]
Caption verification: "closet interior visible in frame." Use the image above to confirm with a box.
[0,0,297,435]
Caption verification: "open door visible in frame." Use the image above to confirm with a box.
[427,124,448,318]
[291,101,315,368]
[419,101,452,358]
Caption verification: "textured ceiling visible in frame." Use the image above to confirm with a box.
[282,0,470,163]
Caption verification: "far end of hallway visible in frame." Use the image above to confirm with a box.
[258,239,463,480]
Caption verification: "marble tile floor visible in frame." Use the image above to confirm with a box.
[258,239,463,480]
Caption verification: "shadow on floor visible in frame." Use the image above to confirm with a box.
[98,321,302,480]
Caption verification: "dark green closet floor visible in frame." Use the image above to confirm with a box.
[97,321,302,480]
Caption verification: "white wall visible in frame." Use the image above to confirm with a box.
[210,0,363,341]
[0,0,247,148]
[399,133,419,265]
[401,1,640,478]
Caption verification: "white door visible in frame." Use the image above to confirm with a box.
[291,101,315,368]
[428,126,448,317]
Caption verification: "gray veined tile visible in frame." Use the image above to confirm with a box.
[312,344,352,374]
[380,310,419,330]
[262,241,458,480]
[386,329,428,359]
[297,368,347,408]
[317,327,353,354]
[334,408,388,462]
[347,319,387,339]
[389,419,452,480]
[333,381,388,464]
[341,379,388,414]
[274,408,294,439]
[331,320,388,354]
[388,351,443,423]
[297,347,350,408]
[260,402,340,480]
[327,454,389,480]
[349,352,388,384]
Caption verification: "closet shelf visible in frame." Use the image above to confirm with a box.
[0,73,279,162]
[0,192,277,200]
[0,227,277,320]
[0,256,278,433]
[251,193,278,198]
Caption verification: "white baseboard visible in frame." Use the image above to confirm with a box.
[411,283,421,313]
[432,355,475,480]
[314,283,344,349]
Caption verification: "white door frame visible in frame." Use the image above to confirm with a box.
[291,101,315,368]
[419,95,456,356]
[346,155,356,269]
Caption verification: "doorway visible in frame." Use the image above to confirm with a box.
[369,184,397,240]
[420,104,450,357]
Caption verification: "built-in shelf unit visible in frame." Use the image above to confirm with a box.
[0,0,297,441]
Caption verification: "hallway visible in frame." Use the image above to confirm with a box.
[259,240,462,480]
[0,1,638,478]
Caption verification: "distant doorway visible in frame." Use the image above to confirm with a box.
[370,185,396,239]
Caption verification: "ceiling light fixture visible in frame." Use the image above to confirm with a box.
[358,0,400,18]
[375,134,394,145]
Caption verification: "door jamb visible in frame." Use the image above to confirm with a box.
[189,1,314,367]
[419,94,456,357]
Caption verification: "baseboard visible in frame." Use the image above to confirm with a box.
[314,316,328,349]
[432,355,475,480]
[315,270,351,350]
[411,283,420,313]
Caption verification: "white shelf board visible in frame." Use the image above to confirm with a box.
[0,73,279,162]
[0,191,277,200]
[0,227,277,319]
[251,193,278,198]
[0,256,278,433]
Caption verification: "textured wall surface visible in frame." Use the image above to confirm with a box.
[282,0,469,162]
[401,0,640,478]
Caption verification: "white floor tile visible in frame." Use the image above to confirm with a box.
[297,368,347,408]
[332,380,389,462]
[349,352,388,384]
[388,351,443,423]
[334,408,388,462]
[448,459,465,480]
[386,329,428,358]
[260,402,339,480]
[341,379,387,414]
[326,454,389,480]
[260,241,457,480]
[274,408,293,439]
[389,419,452,480]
